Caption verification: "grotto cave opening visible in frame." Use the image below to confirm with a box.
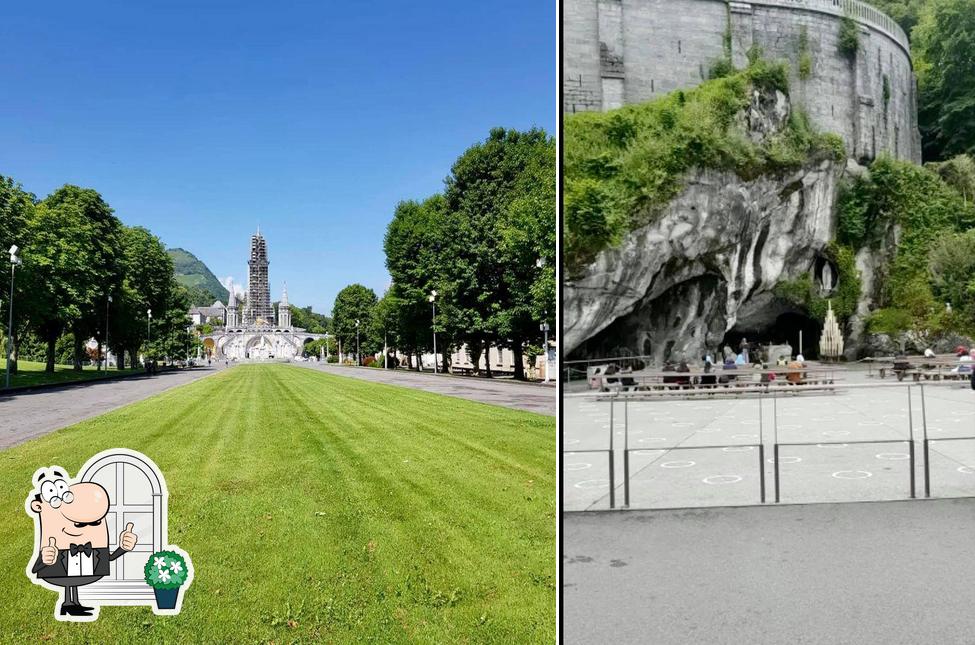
[721,311,822,361]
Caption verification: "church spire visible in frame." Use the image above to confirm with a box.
[277,282,292,328]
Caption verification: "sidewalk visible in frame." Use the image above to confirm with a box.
[0,363,227,449]
[297,363,556,416]
[564,497,975,644]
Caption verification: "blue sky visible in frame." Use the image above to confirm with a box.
[0,1,555,314]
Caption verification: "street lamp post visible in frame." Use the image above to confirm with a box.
[5,245,22,389]
[104,295,112,373]
[428,290,438,374]
[540,320,551,383]
[355,319,360,366]
[147,308,152,360]
[324,332,329,361]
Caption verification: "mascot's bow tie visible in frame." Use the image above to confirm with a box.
[70,542,93,556]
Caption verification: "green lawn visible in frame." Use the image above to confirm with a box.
[4,360,143,389]
[0,365,555,643]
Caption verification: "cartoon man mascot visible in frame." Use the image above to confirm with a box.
[26,467,138,619]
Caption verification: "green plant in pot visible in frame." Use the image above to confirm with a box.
[144,550,190,610]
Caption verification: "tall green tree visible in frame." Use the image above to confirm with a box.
[38,186,124,370]
[331,284,378,362]
[913,0,975,160]
[444,127,554,379]
[0,176,36,373]
[384,196,463,371]
[112,226,178,368]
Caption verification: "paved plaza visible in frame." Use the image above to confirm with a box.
[564,497,975,644]
[299,362,556,415]
[0,364,226,449]
[564,370,975,510]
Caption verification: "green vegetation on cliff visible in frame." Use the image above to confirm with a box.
[564,60,844,272]
[168,247,230,306]
[774,243,861,322]
[838,155,975,335]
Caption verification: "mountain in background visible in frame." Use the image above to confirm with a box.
[168,247,230,306]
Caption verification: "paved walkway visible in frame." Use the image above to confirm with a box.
[297,363,555,416]
[0,364,227,450]
[564,497,975,644]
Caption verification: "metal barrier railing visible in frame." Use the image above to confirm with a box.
[623,444,765,507]
[773,439,915,503]
[565,449,616,509]
[564,379,975,511]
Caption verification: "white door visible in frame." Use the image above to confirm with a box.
[81,457,164,604]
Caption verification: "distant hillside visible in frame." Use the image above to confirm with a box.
[168,247,230,306]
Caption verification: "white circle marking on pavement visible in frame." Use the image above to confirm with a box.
[876,453,910,461]
[832,470,872,479]
[565,463,592,471]
[722,446,755,452]
[660,461,696,468]
[574,479,609,489]
[703,475,742,485]
[768,456,802,464]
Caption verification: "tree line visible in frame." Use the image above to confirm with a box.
[0,180,193,373]
[323,127,555,380]
[864,0,975,161]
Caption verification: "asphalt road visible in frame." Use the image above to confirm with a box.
[563,498,975,644]
[0,364,227,449]
[298,362,556,415]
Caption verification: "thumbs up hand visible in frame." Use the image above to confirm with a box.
[119,523,138,551]
[41,537,58,565]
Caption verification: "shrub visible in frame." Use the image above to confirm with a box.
[838,16,859,58]
[144,550,190,590]
[866,308,913,334]
[709,57,734,80]
[797,25,812,80]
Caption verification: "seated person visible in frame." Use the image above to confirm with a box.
[719,358,737,384]
[662,360,678,387]
[700,359,717,386]
[619,366,637,387]
[786,359,803,384]
[675,360,691,387]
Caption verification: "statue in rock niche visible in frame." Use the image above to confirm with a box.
[820,262,835,292]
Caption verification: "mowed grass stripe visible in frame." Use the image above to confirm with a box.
[276,369,554,636]
[0,364,554,643]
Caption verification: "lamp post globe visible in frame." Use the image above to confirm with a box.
[5,245,22,389]
[428,291,438,374]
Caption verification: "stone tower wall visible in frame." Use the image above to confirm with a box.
[563,0,921,163]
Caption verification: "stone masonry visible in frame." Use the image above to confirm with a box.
[563,0,922,163]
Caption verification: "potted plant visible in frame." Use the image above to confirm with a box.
[144,549,190,610]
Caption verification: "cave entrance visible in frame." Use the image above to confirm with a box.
[722,311,822,361]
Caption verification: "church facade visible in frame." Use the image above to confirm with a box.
[200,232,326,361]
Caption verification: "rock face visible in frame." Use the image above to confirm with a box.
[562,87,915,365]
[565,159,844,364]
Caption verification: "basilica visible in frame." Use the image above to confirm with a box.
[199,232,326,361]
